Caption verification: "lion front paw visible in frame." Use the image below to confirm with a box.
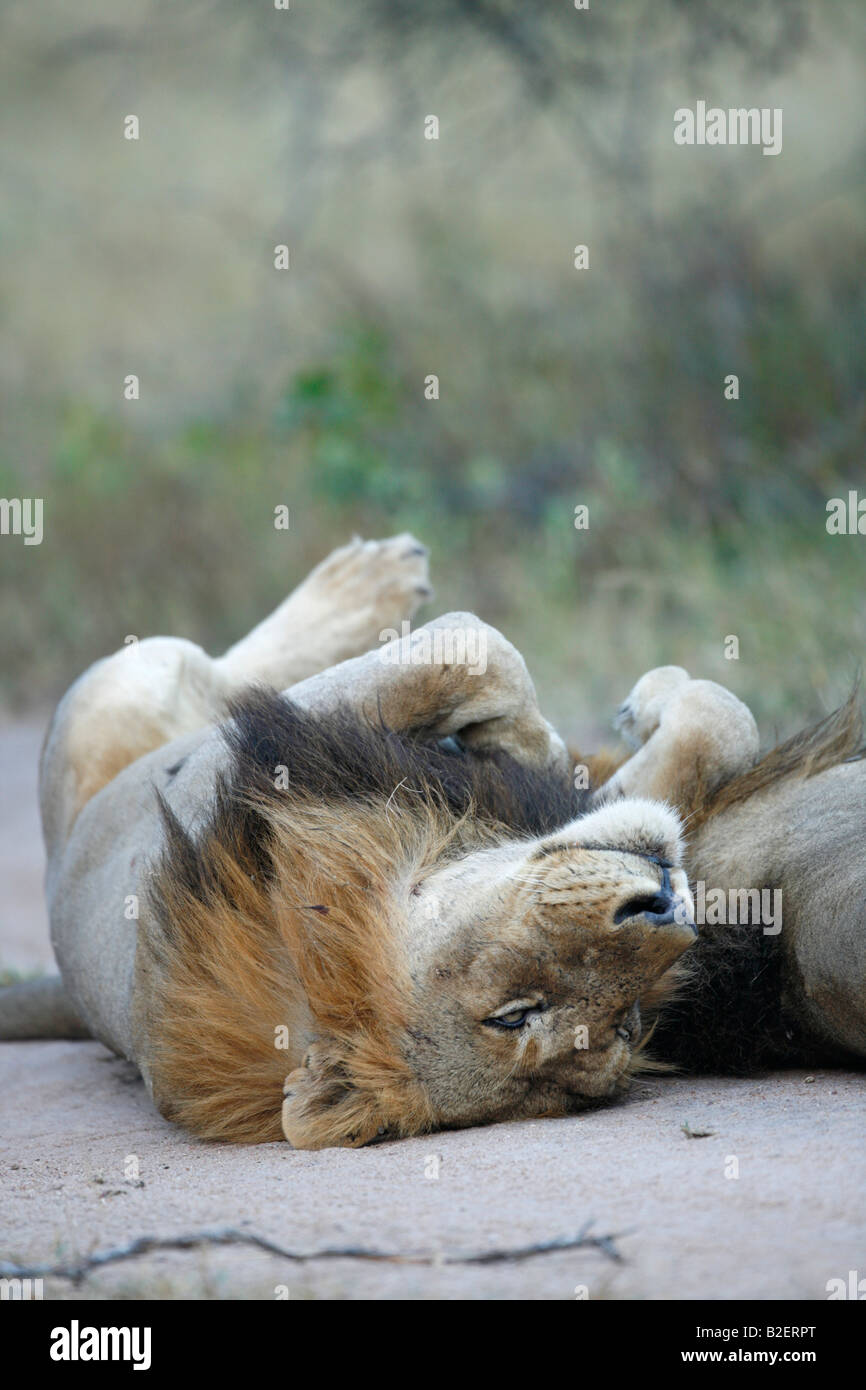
[614,666,691,749]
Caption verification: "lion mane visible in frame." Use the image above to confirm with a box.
[145,688,589,1144]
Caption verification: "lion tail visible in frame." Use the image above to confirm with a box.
[0,975,91,1040]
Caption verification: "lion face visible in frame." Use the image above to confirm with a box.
[402,799,696,1131]
[278,798,696,1148]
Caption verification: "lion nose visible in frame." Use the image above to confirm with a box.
[613,889,680,926]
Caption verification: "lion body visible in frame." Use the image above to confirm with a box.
[3,537,864,1147]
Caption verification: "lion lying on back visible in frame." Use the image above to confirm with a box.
[2,536,863,1148]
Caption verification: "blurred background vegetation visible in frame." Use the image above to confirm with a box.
[1,0,864,742]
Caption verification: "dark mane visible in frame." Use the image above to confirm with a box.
[152,686,588,947]
[220,684,588,839]
[648,914,849,1074]
[651,690,865,1073]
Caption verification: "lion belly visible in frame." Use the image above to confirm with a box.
[46,726,229,1067]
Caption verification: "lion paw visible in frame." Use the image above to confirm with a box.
[614,666,691,749]
[286,533,434,665]
[306,533,431,625]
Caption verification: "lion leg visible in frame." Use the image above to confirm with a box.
[39,536,433,859]
[215,533,432,688]
[39,635,234,861]
[285,611,569,777]
[595,666,759,816]
[0,976,90,1040]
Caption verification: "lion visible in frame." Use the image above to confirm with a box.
[1,535,863,1149]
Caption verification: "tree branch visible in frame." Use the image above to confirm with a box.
[1,1222,626,1285]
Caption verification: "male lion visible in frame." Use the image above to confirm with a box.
[1,536,863,1148]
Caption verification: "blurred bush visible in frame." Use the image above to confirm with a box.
[1,0,864,739]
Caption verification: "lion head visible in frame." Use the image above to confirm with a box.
[146,691,695,1148]
[390,799,694,1136]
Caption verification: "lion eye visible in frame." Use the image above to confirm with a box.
[485,1005,537,1030]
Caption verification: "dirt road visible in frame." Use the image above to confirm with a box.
[1,718,863,1299]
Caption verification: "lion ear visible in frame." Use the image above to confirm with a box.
[280,1040,388,1150]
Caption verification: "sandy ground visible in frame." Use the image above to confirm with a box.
[1,717,864,1301]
